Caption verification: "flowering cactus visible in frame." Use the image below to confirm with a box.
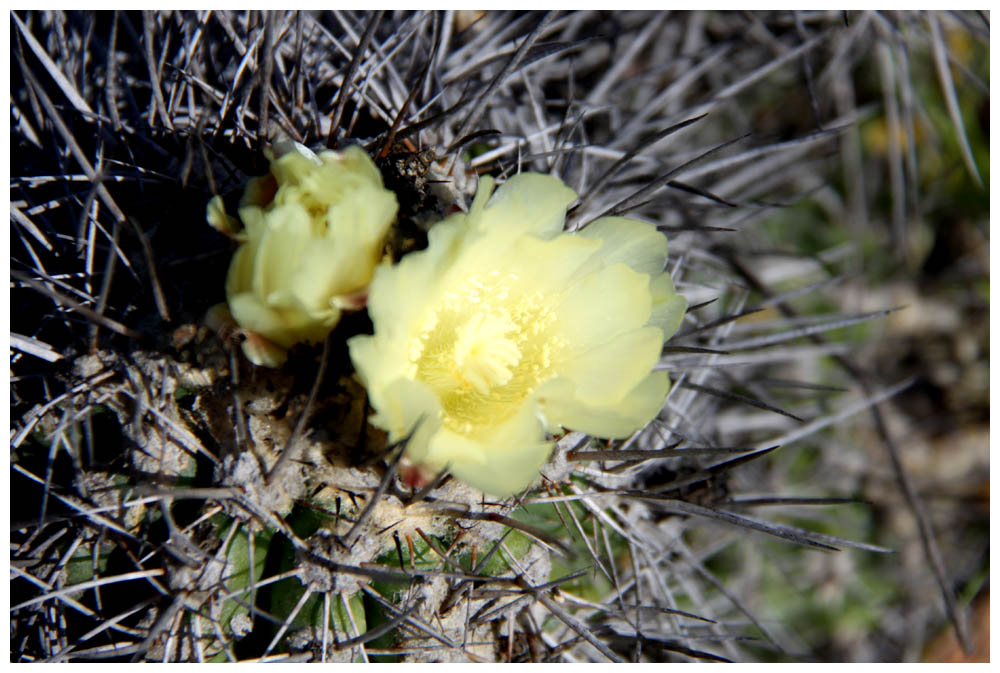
[349,173,687,496]
[208,143,398,366]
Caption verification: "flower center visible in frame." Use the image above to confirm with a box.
[452,313,521,394]
[408,273,565,437]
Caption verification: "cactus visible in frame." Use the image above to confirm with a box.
[11,10,988,662]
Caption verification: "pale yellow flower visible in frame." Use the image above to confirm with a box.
[348,173,687,496]
[209,144,398,366]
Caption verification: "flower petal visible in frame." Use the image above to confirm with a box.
[319,185,396,284]
[239,175,278,209]
[337,144,388,185]
[478,173,577,239]
[537,370,671,439]
[206,196,242,237]
[287,237,344,312]
[648,271,687,337]
[288,179,394,315]
[225,235,259,299]
[576,216,668,276]
[229,292,336,349]
[247,204,313,300]
[423,402,552,497]
[365,376,443,466]
[554,263,652,356]
[444,434,553,497]
[241,331,289,368]
[365,218,468,346]
[557,326,664,406]
[501,234,599,297]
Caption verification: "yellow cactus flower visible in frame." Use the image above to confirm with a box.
[209,143,398,367]
[348,173,687,496]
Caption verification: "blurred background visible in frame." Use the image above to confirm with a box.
[729,10,990,661]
